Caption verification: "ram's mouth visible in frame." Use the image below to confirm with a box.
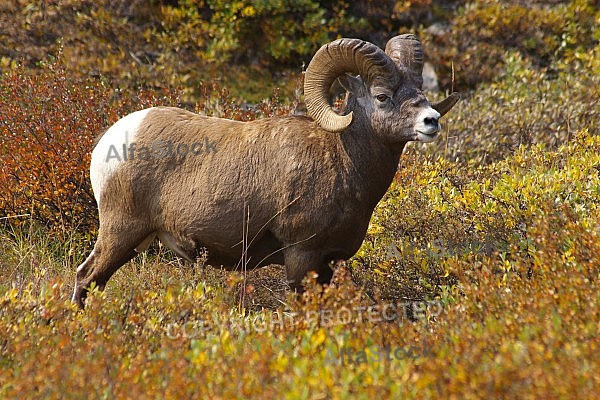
[416,130,439,142]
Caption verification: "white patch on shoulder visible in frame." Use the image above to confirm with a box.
[90,108,154,205]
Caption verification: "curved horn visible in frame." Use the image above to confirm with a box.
[432,92,460,116]
[385,34,424,88]
[304,38,399,133]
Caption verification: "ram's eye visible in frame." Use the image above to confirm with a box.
[376,94,389,103]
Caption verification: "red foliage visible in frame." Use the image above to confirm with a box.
[0,59,181,236]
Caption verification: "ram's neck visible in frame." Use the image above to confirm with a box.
[337,121,405,208]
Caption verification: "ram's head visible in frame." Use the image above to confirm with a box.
[304,34,459,146]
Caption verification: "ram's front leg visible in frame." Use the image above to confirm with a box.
[283,247,333,292]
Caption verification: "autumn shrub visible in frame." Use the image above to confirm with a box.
[0,131,598,398]
[353,129,600,307]
[1,2,599,397]
[0,58,181,236]
[3,0,597,101]
[423,46,600,164]
[422,0,600,91]
[0,0,353,102]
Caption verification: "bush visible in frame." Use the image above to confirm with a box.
[0,58,181,236]
[1,2,599,397]
[0,131,598,398]
[354,130,600,306]
[0,0,353,103]
[423,48,600,164]
[422,0,600,91]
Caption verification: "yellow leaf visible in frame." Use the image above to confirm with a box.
[312,328,326,347]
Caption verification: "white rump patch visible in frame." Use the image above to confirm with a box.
[90,108,154,205]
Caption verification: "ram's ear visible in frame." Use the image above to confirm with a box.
[337,73,367,97]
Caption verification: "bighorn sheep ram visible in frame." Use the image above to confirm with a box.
[73,34,459,308]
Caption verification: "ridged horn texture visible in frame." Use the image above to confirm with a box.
[432,92,460,116]
[385,34,424,88]
[304,38,399,133]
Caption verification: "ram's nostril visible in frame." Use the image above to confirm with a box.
[424,117,439,126]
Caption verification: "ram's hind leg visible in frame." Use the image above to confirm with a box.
[157,231,199,263]
[72,225,151,308]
